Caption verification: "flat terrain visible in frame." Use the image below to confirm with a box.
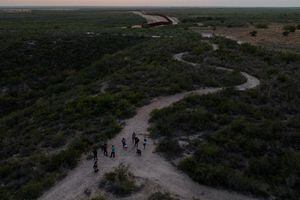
[213,24,300,52]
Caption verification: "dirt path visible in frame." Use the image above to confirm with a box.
[39,51,260,200]
[133,11,179,25]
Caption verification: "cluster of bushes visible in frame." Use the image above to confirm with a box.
[249,31,257,37]
[150,41,300,199]
[178,117,300,199]
[0,33,145,116]
[100,164,138,196]
[0,13,147,199]
[282,25,298,36]
[152,91,300,199]
[2,8,300,200]
[192,42,213,55]
[283,25,297,32]
[254,23,268,29]
[181,15,249,28]
[156,139,183,159]
[1,23,246,199]
[91,197,106,200]
[148,192,179,200]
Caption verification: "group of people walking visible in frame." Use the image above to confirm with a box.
[92,132,148,173]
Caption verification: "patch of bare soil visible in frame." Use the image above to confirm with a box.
[213,24,300,52]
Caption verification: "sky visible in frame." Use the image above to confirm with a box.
[0,0,300,7]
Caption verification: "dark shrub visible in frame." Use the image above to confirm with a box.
[255,23,268,29]
[250,31,257,37]
[156,139,183,158]
[283,25,296,32]
[16,181,43,200]
[148,192,178,200]
[192,42,213,55]
[282,31,290,36]
[100,164,138,196]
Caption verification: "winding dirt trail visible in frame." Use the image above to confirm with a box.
[39,50,260,200]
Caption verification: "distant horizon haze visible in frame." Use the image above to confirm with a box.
[1,0,300,7]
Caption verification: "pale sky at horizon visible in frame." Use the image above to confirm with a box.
[0,0,300,7]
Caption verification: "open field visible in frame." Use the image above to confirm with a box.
[213,24,300,52]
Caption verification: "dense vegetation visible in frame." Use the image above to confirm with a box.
[150,39,300,199]
[0,9,246,200]
[1,7,300,200]
[167,8,300,27]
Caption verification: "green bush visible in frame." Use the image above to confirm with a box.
[192,43,213,55]
[282,31,289,36]
[250,31,257,37]
[91,196,106,200]
[255,23,268,29]
[16,181,44,200]
[100,164,138,196]
[283,25,296,32]
[148,192,179,200]
[156,139,183,158]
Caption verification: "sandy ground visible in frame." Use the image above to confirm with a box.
[213,24,300,52]
[39,46,260,200]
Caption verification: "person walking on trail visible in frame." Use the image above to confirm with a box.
[132,132,136,143]
[124,143,128,151]
[136,149,142,156]
[122,138,126,149]
[134,137,140,148]
[103,143,108,157]
[143,138,147,150]
[110,145,116,158]
[93,160,99,173]
[93,147,98,161]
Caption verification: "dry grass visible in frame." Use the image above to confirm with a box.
[213,23,300,52]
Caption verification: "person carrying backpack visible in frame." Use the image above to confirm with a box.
[93,147,98,161]
[93,160,99,173]
[103,143,108,157]
[122,138,126,149]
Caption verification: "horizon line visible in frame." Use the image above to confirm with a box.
[1,5,300,8]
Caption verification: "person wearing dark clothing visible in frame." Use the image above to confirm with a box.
[110,145,116,158]
[100,143,105,152]
[132,132,136,143]
[143,138,147,150]
[103,143,108,157]
[93,148,98,161]
[93,160,99,173]
[136,149,142,156]
[134,137,140,148]
[122,138,126,149]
